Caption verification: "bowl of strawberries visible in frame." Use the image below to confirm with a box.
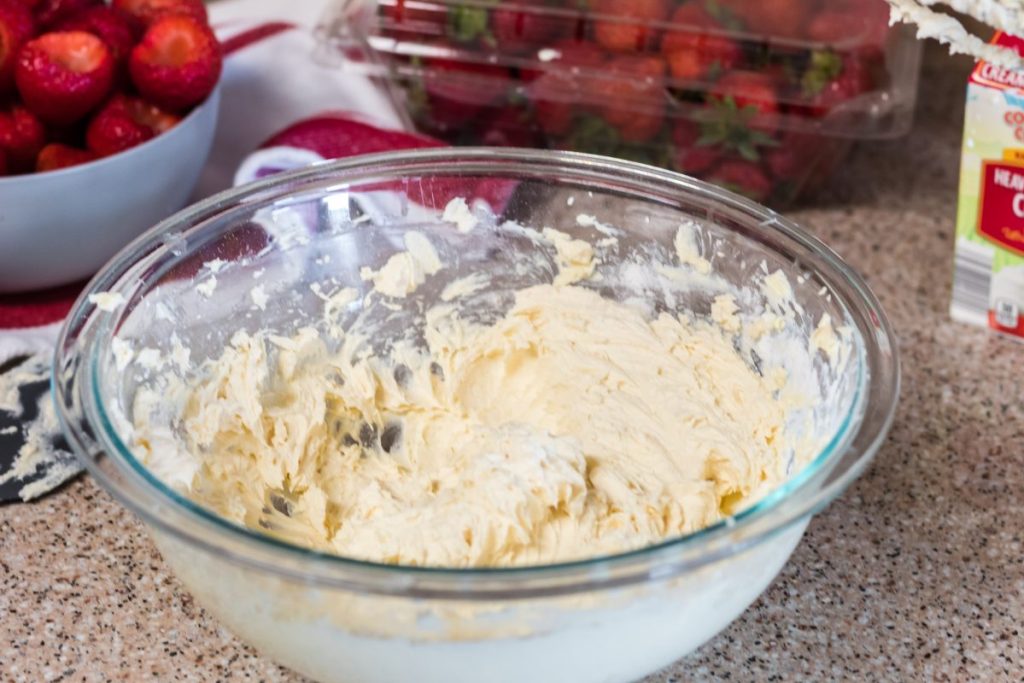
[0,0,221,292]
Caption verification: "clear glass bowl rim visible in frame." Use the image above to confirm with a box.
[53,147,900,600]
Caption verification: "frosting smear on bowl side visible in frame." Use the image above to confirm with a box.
[125,209,846,568]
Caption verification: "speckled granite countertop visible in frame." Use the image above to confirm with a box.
[3,45,1022,682]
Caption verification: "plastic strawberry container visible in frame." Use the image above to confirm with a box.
[317,0,922,206]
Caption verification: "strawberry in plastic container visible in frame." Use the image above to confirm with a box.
[419,57,513,133]
[660,2,741,83]
[348,0,910,206]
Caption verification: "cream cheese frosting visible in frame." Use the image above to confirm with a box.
[125,210,839,569]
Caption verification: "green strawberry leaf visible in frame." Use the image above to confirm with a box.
[568,115,621,156]
[749,130,780,147]
[738,142,759,161]
[704,0,745,31]
[698,129,727,146]
[694,98,783,160]
[801,50,843,97]
[448,6,490,43]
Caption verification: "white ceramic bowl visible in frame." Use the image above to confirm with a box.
[0,86,220,293]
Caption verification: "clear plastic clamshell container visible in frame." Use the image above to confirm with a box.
[317,0,922,206]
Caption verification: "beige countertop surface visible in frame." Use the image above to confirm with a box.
[4,45,1023,682]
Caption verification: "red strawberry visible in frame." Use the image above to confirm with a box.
[35,141,95,170]
[492,5,568,54]
[544,38,605,68]
[480,106,541,147]
[34,0,96,28]
[15,30,114,124]
[378,0,446,38]
[672,120,721,174]
[531,71,576,137]
[128,14,221,111]
[422,58,511,130]
[58,6,140,64]
[859,0,891,48]
[122,93,180,133]
[0,103,45,171]
[0,0,34,94]
[112,0,205,26]
[526,41,608,135]
[595,55,666,143]
[86,93,179,155]
[708,71,779,133]
[764,132,815,181]
[708,160,771,201]
[86,99,151,155]
[519,37,604,82]
[591,0,669,53]
[661,3,741,81]
[803,54,873,116]
[675,142,721,174]
[719,0,814,39]
[805,11,848,44]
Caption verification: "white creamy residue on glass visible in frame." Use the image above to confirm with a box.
[119,196,854,572]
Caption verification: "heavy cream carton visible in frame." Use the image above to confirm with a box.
[953,32,1024,338]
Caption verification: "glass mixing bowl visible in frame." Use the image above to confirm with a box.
[54,148,899,683]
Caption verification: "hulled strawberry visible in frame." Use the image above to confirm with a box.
[35,141,95,170]
[112,0,205,26]
[660,3,740,82]
[58,5,140,65]
[0,103,45,171]
[591,0,669,53]
[0,0,34,94]
[86,102,150,154]
[16,30,114,124]
[34,0,96,28]
[707,160,772,202]
[86,93,179,155]
[128,14,221,110]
